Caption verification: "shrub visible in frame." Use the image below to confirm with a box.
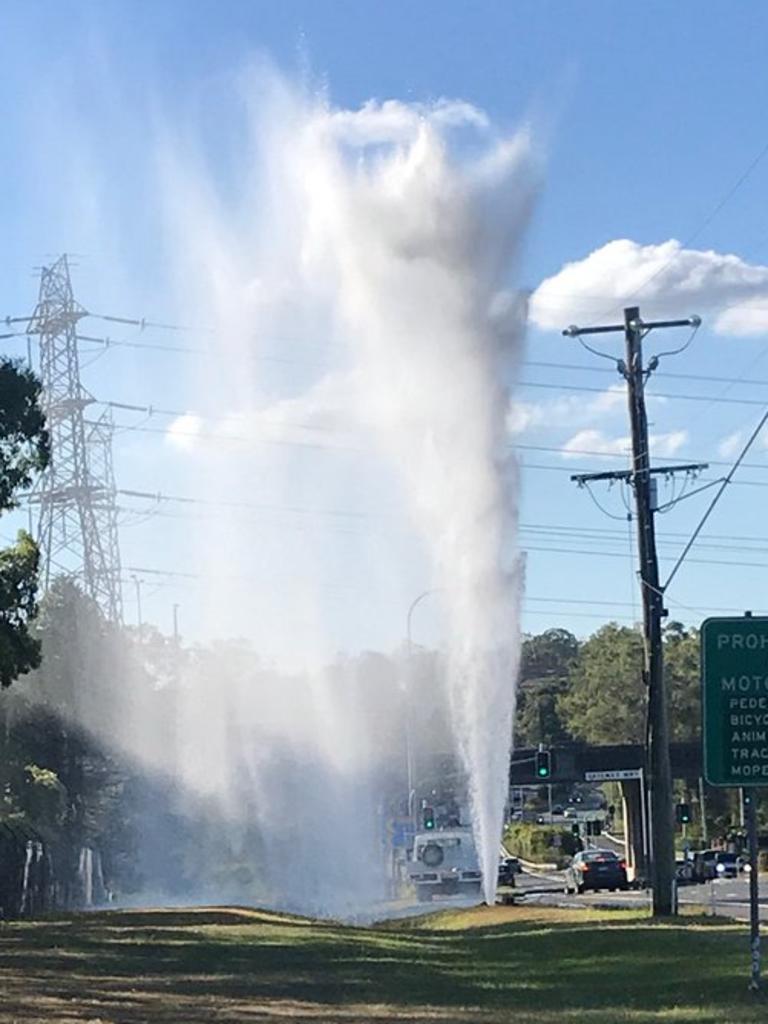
[504,823,578,868]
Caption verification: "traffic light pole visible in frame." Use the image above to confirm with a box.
[563,306,702,916]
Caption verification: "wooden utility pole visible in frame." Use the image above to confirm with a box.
[624,306,674,915]
[563,306,703,916]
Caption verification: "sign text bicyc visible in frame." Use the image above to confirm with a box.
[701,616,768,786]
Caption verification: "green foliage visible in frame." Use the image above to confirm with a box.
[0,359,49,511]
[558,623,645,745]
[19,763,67,829]
[0,358,49,689]
[515,629,578,747]
[0,531,44,686]
[664,621,701,741]
[556,620,702,747]
[504,822,579,867]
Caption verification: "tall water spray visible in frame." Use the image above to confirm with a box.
[158,81,534,910]
[24,73,537,915]
[290,96,535,902]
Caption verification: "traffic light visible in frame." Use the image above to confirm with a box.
[675,803,691,825]
[571,822,581,836]
[535,748,551,779]
[422,805,436,830]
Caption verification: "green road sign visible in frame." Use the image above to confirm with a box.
[701,616,768,786]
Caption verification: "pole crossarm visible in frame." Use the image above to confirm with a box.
[563,315,700,338]
[571,462,708,486]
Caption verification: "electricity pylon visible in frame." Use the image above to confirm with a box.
[26,255,123,622]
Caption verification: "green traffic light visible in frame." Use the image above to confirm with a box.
[537,767,549,777]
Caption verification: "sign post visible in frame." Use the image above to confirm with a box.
[585,769,648,882]
[745,791,761,991]
[701,614,767,991]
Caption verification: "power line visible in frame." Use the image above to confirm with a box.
[581,137,768,322]
[89,395,768,466]
[517,378,768,407]
[664,406,768,590]
[110,492,768,561]
[526,359,768,390]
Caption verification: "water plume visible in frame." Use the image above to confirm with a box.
[290,95,535,902]
[157,75,536,910]
[24,70,538,915]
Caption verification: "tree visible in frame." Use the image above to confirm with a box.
[558,623,645,745]
[0,358,49,687]
[556,620,702,748]
[0,532,44,687]
[663,621,701,742]
[515,629,578,747]
[7,581,143,900]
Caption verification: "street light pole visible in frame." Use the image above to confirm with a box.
[405,590,437,818]
[132,575,143,635]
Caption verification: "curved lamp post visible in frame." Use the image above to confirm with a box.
[404,589,439,817]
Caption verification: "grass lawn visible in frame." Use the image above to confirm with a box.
[0,903,765,1023]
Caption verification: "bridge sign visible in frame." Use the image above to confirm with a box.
[701,616,768,786]
[585,769,642,782]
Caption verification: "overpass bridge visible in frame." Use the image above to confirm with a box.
[509,742,701,786]
[509,742,703,883]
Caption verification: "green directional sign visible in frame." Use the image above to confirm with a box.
[701,616,768,786]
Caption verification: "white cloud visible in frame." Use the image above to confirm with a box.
[165,413,203,449]
[718,430,744,458]
[164,371,363,451]
[714,304,768,337]
[717,426,768,459]
[530,238,768,336]
[650,430,688,457]
[506,384,652,438]
[560,428,687,460]
[560,429,631,459]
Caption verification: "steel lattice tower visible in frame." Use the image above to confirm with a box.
[27,255,123,622]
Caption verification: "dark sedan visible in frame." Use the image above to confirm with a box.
[693,850,739,882]
[498,857,520,887]
[564,850,629,894]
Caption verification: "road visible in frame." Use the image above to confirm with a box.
[511,864,768,921]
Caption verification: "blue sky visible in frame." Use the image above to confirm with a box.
[3,2,768,653]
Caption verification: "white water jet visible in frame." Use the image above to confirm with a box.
[289,94,534,903]
[23,70,536,915]
[158,77,535,910]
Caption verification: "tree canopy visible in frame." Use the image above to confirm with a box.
[557,623,645,745]
[0,358,49,687]
[515,628,579,747]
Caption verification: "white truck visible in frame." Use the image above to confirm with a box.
[407,828,483,902]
